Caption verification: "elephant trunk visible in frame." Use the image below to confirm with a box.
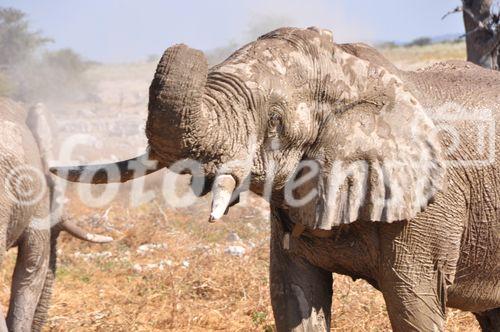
[51,44,252,221]
[146,44,212,165]
[145,44,248,221]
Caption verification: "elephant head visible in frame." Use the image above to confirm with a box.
[51,27,445,227]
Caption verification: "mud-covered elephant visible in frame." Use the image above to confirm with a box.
[51,27,500,331]
[0,98,112,332]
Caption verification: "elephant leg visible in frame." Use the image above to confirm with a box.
[6,227,49,332]
[378,226,448,332]
[270,212,333,332]
[474,308,500,332]
[379,273,446,332]
[31,230,60,332]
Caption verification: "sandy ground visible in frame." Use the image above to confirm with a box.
[0,41,481,331]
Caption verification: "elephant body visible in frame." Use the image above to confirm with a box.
[0,98,112,331]
[270,37,500,332]
[269,44,500,331]
[406,61,500,312]
[51,27,500,331]
[0,98,50,331]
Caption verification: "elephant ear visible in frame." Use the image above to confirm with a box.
[288,83,446,228]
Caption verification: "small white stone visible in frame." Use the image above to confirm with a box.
[182,260,190,268]
[225,246,246,257]
[136,243,167,255]
[74,251,112,261]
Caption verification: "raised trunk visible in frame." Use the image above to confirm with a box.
[147,44,214,166]
[147,45,251,178]
[51,44,253,220]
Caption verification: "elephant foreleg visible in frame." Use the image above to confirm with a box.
[6,227,49,332]
[270,212,333,332]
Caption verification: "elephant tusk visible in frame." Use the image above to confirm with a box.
[208,174,236,223]
[61,220,113,243]
[49,148,165,184]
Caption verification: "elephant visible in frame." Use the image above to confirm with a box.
[50,27,500,331]
[0,98,113,332]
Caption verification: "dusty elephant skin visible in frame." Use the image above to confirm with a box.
[51,27,500,331]
[0,98,112,332]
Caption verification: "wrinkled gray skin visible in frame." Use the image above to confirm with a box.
[0,99,111,332]
[51,27,500,331]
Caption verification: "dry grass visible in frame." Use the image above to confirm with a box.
[0,189,480,331]
[0,41,482,331]
[380,41,467,71]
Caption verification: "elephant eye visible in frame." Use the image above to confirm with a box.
[268,113,282,137]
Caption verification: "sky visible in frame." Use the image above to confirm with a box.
[1,0,466,63]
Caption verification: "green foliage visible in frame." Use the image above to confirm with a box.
[43,48,89,73]
[0,7,51,67]
[406,37,433,47]
[0,6,93,103]
[56,266,71,280]
[251,311,267,326]
[79,274,91,284]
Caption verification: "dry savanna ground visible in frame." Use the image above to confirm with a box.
[0,41,482,331]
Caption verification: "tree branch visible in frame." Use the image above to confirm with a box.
[442,6,463,20]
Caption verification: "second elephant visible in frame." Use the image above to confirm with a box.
[0,98,112,332]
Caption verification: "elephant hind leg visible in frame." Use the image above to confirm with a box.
[474,308,500,332]
[31,230,60,332]
[6,226,49,331]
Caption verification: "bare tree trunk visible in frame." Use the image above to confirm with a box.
[462,0,500,69]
